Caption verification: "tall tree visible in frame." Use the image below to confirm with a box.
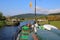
[0,12,6,20]
[0,12,3,20]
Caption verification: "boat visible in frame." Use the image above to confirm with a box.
[43,24,58,30]
[16,20,60,40]
[16,20,35,40]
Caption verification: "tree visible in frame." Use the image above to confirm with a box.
[2,16,6,20]
[0,12,3,20]
[0,12,6,28]
[0,12,6,20]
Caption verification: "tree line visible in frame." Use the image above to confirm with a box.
[0,12,6,28]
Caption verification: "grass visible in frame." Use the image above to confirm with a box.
[38,20,60,29]
[49,21,60,29]
[0,21,6,28]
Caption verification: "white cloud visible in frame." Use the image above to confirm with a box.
[48,9,60,13]
[32,6,60,14]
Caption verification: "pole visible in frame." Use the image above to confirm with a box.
[35,0,37,22]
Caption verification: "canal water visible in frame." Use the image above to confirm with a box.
[0,26,18,40]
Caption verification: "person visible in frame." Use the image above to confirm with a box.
[26,23,32,32]
[32,34,38,40]
[28,33,39,40]
[31,21,39,33]
[26,23,31,28]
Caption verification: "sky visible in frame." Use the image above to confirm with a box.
[0,0,60,16]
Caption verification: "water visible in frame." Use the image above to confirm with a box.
[0,26,18,40]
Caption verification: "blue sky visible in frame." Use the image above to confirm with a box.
[0,0,60,16]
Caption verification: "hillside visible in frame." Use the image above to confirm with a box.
[12,13,46,18]
[49,13,60,15]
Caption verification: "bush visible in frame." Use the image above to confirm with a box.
[0,21,6,28]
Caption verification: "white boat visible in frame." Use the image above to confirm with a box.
[43,24,58,30]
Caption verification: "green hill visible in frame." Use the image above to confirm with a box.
[12,13,46,18]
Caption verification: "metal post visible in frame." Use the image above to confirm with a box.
[35,0,37,22]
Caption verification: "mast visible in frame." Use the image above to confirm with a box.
[30,0,37,22]
[35,0,37,22]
